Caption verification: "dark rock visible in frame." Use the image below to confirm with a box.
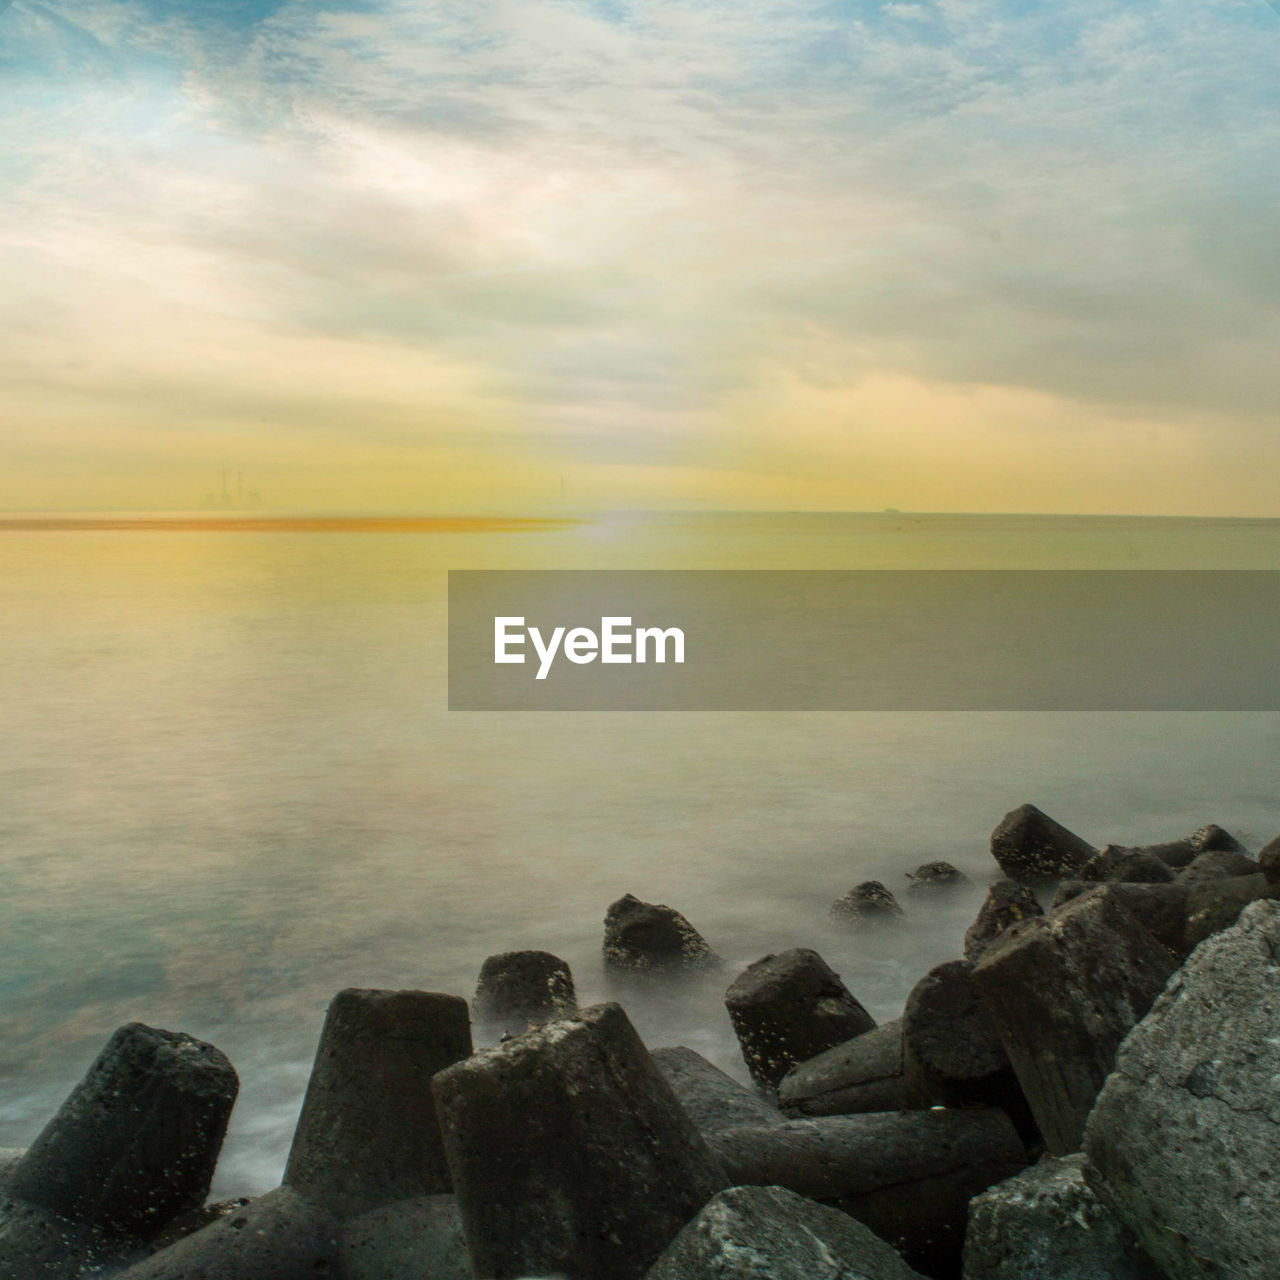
[902,961,1035,1142]
[0,1151,23,1188]
[1257,834,1280,884]
[112,1186,341,1279]
[710,1109,1027,1280]
[1080,845,1174,884]
[339,1194,472,1280]
[778,1020,906,1118]
[0,1196,134,1280]
[603,893,719,972]
[283,988,472,1213]
[647,1184,927,1280]
[1183,872,1274,947]
[989,804,1095,884]
[1052,881,1192,958]
[831,880,905,922]
[472,949,576,1040]
[145,1197,251,1254]
[963,1154,1162,1280]
[970,890,1178,1155]
[963,880,1044,962]
[1191,822,1246,853]
[906,861,969,894]
[725,948,876,1091]
[1084,899,1280,1280]
[651,1047,784,1134]
[1176,848,1261,884]
[432,1002,726,1280]
[5,1023,237,1241]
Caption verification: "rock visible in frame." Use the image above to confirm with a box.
[1084,899,1280,1280]
[778,1020,907,1118]
[1080,845,1174,884]
[1051,881,1192,958]
[725,948,876,1091]
[1131,824,1244,872]
[646,1184,927,1280]
[1257,834,1280,884]
[710,1109,1027,1279]
[1191,822,1246,853]
[603,893,719,972]
[970,890,1178,1155]
[145,1197,252,1254]
[963,1154,1161,1280]
[283,988,472,1213]
[339,1194,472,1280]
[5,1022,237,1241]
[963,881,1043,962]
[831,880,905,922]
[472,950,576,1040]
[651,1047,784,1134]
[0,1197,132,1280]
[906,861,969,894]
[902,961,1035,1141]
[0,1151,23,1188]
[1183,872,1273,948]
[989,804,1095,884]
[1176,848,1261,884]
[112,1186,341,1279]
[432,1002,726,1280]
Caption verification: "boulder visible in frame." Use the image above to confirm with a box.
[472,950,576,1040]
[1190,822,1246,853]
[906,861,969,894]
[1256,834,1280,884]
[963,881,1043,962]
[1084,899,1280,1280]
[283,988,472,1213]
[1183,873,1274,947]
[339,1194,472,1280]
[831,880,905,922]
[777,1020,907,1118]
[4,1023,237,1243]
[1051,881,1192,958]
[902,961,1035,1141]
[989,804,1095,884]
[651,1047,784,1134]
[646,1184,927,1280]
[112,1186,341,1279]
[970,891,1178,1155]
[432,1002,726,1280]
[603,894,719,972]
[1134,824,1245,872]
[725,948,876,1091]
[963,1154,1161,1280]
[1176,848,1261,884]
[1080,846,1174,884]
[710,1109,1027,1279]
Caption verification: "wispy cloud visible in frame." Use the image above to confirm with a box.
[1,0,1278,511]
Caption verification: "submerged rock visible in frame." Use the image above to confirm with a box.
[989,804,1095,884]
[603,893,719,972]
[963,880,1043,962]
[963,1154,1161,1280]
[1084,900,1280,1280]
[831,880,905,922]
[725,948,876,1091]
[432,1002,726,1280]
[906,861,969,894]
[647,1184,927,1280]
[472,949,576,1040]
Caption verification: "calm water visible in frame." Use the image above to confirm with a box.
[3,511,1280,1195]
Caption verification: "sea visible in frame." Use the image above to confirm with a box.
[2,510,1279,1195]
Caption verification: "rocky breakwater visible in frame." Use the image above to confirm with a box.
[3,805,1279,1280]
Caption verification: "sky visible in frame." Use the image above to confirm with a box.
[1,0,1277,514]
